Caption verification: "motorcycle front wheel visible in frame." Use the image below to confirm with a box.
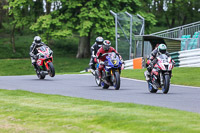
[162,75,170,94]
[48,62,55,77]
[113,71,120,90]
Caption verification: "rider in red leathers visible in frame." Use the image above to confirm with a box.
[96,40,123,79]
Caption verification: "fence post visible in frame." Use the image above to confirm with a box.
[125,11,133,59]
[110,10,118,52]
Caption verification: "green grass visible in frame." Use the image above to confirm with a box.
[121,67,200,87]
[0,57,89,76]
[0,34,80,59]
[0,89,199,133]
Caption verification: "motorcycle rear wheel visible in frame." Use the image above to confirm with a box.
[148,81,157,93]
[101,82,109,89]
[162,75,170,94]
[95,70,101,86]
[48,62,55,77]
[36,70,45,79]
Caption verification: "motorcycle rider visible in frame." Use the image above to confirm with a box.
[96,40,123,79]
[89,36,104,71]
[144,43,173,81]
[29,36,47,70]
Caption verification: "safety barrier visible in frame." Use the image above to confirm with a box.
[124,57,145,69]
[170,48,200,67]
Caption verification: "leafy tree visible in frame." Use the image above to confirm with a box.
[31,0,156,58]
[4,0,34,53]
[147,0,200,29]
[0,0,8,29]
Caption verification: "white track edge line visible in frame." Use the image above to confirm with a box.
[121,77,200,89]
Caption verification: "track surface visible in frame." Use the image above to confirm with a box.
[0,74,200,113]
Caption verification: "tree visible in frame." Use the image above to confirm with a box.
[147,0,200,29]
[45,0,51,14]
[5,0,34,53]
[31,0,156,58]
[32,0,44,22]
[0,0,8,29]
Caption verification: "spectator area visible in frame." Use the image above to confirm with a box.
[181,32,200,51]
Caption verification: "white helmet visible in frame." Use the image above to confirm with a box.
[34,36,41,44]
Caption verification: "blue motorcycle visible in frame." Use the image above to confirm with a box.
[100,52,122,90]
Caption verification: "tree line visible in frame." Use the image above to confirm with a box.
[0,0,199,58]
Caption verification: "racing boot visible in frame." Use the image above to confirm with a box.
[32,62,38,71]
[89,64,96,75]
[90,64,96,71]
[144,70,150,81]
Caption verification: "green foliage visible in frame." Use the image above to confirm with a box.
[30,15,72,43]
[0,57,89,76]
[0,34,80,59]
[4,0,34,29]
[147,0,200,29]
[137,11,157,34]
[30,0,156,42]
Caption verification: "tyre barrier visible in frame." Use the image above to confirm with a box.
[170,48,200,67]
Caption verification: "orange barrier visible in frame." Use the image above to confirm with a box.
[133,57,143,69]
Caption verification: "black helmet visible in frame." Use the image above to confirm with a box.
[96,36,104,45]
[103,40,111,51]
[34,36,41,44]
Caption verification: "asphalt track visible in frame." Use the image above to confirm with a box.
[0,74,200,113]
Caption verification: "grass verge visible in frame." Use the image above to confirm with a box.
[121,67,200,87]
[0,89,200,133]
[0,57,89,76]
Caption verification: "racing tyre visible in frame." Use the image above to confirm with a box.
[95,70,101,86]
[162,75,170,94]
[101,81,109,89]
[37,70,45,79]
[113,71,120,90]
[148,81,157,93]
[48,62,55,77]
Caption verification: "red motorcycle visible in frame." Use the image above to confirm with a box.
[36,46,55,79]
[147,54,174,94]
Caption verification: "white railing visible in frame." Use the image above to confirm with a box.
[124,59,133,69]
[170,48,200,67]
[151,21,200,38]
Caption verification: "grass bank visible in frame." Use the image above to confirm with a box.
[121,67,200,87]
[0,89,199,133]
[0,57,89,76]
[0,34,79,59]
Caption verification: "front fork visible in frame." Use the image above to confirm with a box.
[44,60,51,70]
[110,69,115,82]
[160,72,171,85]
[160,72,164,85]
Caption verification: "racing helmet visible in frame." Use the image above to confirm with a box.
[34,36,41,44]
[96,36,104,46]
[158,44,167,54]
[103,40,111,51]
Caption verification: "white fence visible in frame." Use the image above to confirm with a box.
[170,48,200,67]
[124,59,133,69]
[151,21,200,38]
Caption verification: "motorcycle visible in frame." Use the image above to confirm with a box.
[100,52,122,90]
[147,54,174,94]
[35,46,55,79]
